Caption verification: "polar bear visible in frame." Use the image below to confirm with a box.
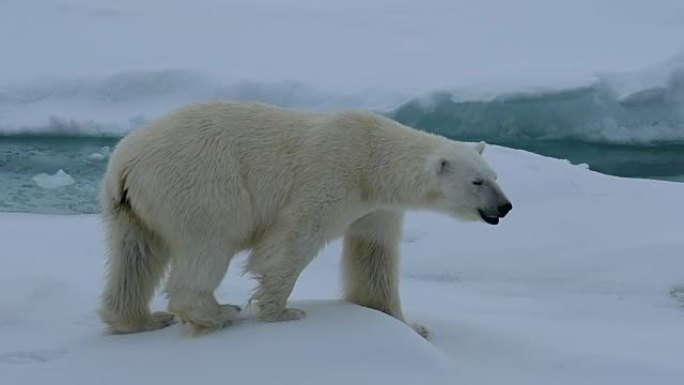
[98,101,512,338]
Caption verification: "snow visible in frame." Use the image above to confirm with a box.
[2,146,683,384]
[2,0,684,382]
[31,169,76,189]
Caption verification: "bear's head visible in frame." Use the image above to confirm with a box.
[427,141,512,225]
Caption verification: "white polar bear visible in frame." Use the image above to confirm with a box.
[98,101,512,338]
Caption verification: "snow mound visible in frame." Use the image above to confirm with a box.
[0,215,450,385]
[2,300,451,385]
[32,169,75,189]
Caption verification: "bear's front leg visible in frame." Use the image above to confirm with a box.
[251,270,309,322]
[247,217,324,322]
[342,210,431,339]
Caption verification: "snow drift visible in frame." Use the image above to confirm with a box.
[1,146,683,385]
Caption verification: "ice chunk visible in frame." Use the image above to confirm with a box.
[32,169,75,189]
[87,153,106,161]
[87,146,111,161]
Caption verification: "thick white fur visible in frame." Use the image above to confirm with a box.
[98,101,510,337]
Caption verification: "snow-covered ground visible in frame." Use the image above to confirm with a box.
[2,146,683,385]
[2,1,683,383]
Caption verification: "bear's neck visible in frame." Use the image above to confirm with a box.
[364,127,443,210]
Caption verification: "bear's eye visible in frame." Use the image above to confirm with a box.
[438,159,449,174]
[472,179,483,186]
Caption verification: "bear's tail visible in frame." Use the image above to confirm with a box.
[98,175,175,334]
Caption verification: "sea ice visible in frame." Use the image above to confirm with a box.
[32,169,75,189]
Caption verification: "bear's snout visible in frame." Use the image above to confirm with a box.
[478,200,512,225]
[498,202,512,217]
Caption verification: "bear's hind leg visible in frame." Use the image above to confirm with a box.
[99,206,175,334]
[342,210,431,339]
[165,240,240,336]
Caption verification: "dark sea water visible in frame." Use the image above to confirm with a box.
[0,137,112,214]
[1,134,682,215]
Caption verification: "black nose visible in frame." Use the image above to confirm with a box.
[498,202,512,217]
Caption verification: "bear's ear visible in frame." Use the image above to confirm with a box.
[474,141,486,155]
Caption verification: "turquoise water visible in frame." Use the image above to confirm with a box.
[0,137,113,214]
[388,80,684,181]
[1,133,682,215]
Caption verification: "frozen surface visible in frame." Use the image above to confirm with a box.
[1,146,683,384]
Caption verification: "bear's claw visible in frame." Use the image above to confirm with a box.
[260,307,307,322]
[411,323,432,339]
[176,303,242,336]
[151,311,177,330]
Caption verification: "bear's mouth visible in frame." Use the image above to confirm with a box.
[478,209,500,225]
